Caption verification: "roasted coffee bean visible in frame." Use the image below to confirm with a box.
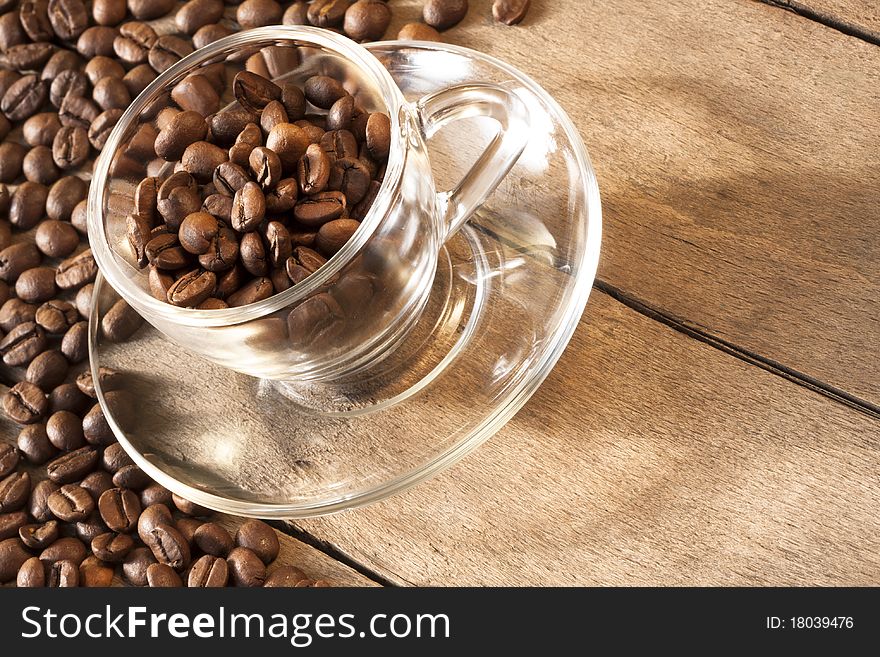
[17,423,56,464]
[47,484,94,522]
[493,0,529,24]
[98,487,140,533]
[61,320,88,362]
[0,14,25,54]
[365,112,391,160]
[47,446,97,484]
[171,494,210,517]
[145,233,189,270]
[22,146,61,185]
[113,21,157,64]
[41,48,83,81]
[287,293,344,348]
[26,350,69,390]
[83,391,131,445]
[48,382,89,416]
[233,70,281,114]
[266,122,309,170]
[248,147,282,190]
[1,74,47,121]
[34,299,79,335]
[56,249,98,289]
[93,76,130,111]
[46,410,83,450]
[305,75,349,110]
[53,125,90,169]
[76,366,122,398]
[79,471,114,501]
[0,223,9,252]
[198,227,239,272]
[102,442,133,473]
[175,517,202,545]
[89,108,123,149]
[17,556,46,588]
[167,269,216,307]
[73,512,106,543]
[317,218,360,256]
[134,176,159,222]
[213,162,251,197]
[0,444,18,478]
[40,536,87,566]
[283,1,309,25]
[197,297,228,309]
[207,110,255,146]
[188,554,228,587]
[240,231,268,277]
[23,113,62,148]
[264,221,292,268]
[279,81,306,121]
[140,483,172,508]
[76,25,118,58]
[158,186,202,230]
[193,522,233,557]
[321,128,358,161]
[45,559,78,587]
[148,35,193,73]
[137,503,172,542]
[19,521,58,550]
[344,0,391,41]
[77,555,112,587]
[227,546,266,586]
[351,179,380,221]
[0,142,26,183]
[264,565,309,587]
[113,464,148,489]
[7,42,55,71]
[0,510,28,541]
[101,299,143,342]
[424,0,468,30]
[49,70,88,108]
[307,0,352,28]
[122,546,155,585]
[193,23,233,49]
[0,471,29,513]
[128,0,176,20]
[0,243,41,283]
[235,519,279,565]
[155,110,208,161]
[10,182,49,230]
[146,562,182,587]
[0,537,31,583]
[179,212,220,255]
[48,0,89,40]
[237,0,282,28]
[123,63,156,96]
[257,101,285,136]
[91,532,133,563]
[266,178,298,213]
[294,190,346,226]
[93,0,126,25]
[328,157,370,204]
[181,141,228,182]
[84,56,125,85]
[0,298,38,331]
[59,93,100,130]
[172,74,220,117]
[1,325,48,368]
[231,181,266,232]
[47,175,88,220]
[326,95,354,132]
[16,267,58,303]
[145,523,190,571]
[298,143,331,195]
[158,170,197,200]
[28,480,58,521]
[177,0,224,34]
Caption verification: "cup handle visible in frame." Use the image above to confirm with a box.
[416,82,529,242]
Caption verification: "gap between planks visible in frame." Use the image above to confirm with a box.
[755,0,880,46]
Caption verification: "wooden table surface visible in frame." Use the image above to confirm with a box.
[288,0,880,586]
[4,0,877,587]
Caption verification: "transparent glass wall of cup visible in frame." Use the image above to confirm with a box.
[89,27,528,383]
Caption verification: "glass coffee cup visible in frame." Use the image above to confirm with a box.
[88,26,529,392]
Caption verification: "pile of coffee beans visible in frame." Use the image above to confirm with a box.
[128,69,390,308]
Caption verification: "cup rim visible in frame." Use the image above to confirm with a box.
[88,26,406,327]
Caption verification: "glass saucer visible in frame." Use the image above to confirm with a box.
[89,41,602,518]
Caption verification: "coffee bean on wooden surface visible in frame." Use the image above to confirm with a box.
[235,519,279,565]
[79,471,114,501]
[264,565,309,587]
[40,537,88,566]
[29,480,58,522]
[0,471,30,513]
[493,0,530,24]
[36,300,78,334]
[48,382,89,416]
[36,220,80,256]
[424,0,469,30]
[3,380,48,422]
[227,546,266,586]
[61,320,88,363]
[2,538,33,583]
[19,520,58,550]
[47,484,95,523]
[189,553,228,587]
[98,487,141,533]
[46,410,85,450]
[17,424,57,465]
[344,0,391,42]
[0,444,19,478]
[145,523,190,571]
[397,22,442,41]
[307,0,351,28]
[147,561,183,587]
[47,446,98,484]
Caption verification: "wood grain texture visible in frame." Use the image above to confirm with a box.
[295,291,880,585]
[387,0,880,404]
[759,0,880,41]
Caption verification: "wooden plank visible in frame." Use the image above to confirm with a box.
[295,290,880,585]
[386,0,880,404]
[759,1,880,41]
